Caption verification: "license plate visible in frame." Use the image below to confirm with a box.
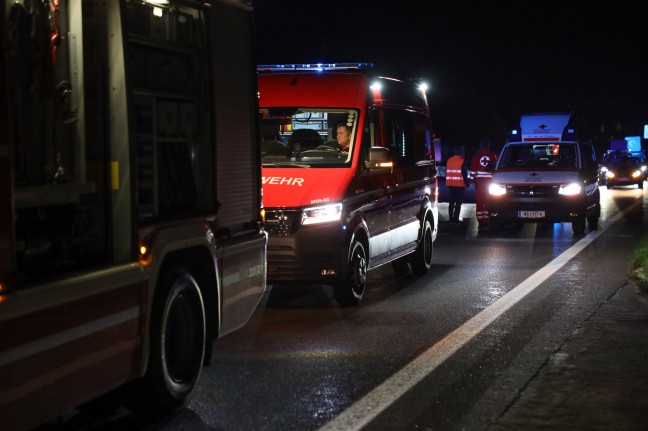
[518,211,545,218]
[617,177,629,181]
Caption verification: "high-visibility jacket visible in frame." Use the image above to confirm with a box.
[445,155,466,187]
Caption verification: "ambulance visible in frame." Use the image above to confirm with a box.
[258,63,438,306]
[488,113,600,234]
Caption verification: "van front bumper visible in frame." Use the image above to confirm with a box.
[488,196,589,223]
[264,210,349,284]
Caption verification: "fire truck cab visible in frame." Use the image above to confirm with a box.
[258,63,438,306]
[488,113,600,234]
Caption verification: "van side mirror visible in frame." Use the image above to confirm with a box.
[364,147,393,175]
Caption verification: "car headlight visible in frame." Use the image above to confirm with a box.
[302,203,343,225]
[489,183,507,196]
[600,166,608,173]
[606,171,615,179]
[559,182,582,195]
[632,170,642,178]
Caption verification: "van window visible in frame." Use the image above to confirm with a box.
[499,143,578,169]
[383,109,431,167]
[260,108,357,167]
[581,143,597,169]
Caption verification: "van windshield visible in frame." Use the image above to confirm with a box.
[498,143,578,169]
[259,108,358,167]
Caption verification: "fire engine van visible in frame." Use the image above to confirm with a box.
[488,113,600,234]
[258,63,438,306]
[0,1,266,429]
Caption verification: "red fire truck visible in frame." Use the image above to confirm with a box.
[0,1,266,429]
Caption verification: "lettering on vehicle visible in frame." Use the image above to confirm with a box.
[262,176,304,186]
[311,198,330,204]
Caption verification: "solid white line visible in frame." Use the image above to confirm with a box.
[320,202,638,431]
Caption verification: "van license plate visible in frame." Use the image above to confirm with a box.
[519,211,545,218]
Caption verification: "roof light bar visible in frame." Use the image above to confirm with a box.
[257,63,374,72]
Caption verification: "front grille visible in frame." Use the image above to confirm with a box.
[507,185,560,197]
[264,209,302,236]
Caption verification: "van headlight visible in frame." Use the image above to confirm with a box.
[489,183,507,196]
[559,183,582,195]
[302,203,343,225]
[632,170,642,178]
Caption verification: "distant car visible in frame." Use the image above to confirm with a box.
[599,150,631,185]
[632,151,648,180]
[605,156,646,189]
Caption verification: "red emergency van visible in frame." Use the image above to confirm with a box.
[258,63,438,306]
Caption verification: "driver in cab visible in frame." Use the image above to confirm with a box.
[322,121,351,152]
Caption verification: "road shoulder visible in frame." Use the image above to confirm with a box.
[490,282,648,430]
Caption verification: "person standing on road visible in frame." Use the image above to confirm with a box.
[470,139,498,227]
[445,146,469,225]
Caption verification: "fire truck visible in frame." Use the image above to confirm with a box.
[0,1,266,429]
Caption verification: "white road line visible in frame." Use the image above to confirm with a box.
[320,202,639,431]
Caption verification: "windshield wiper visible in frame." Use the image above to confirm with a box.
[262,161,311,168]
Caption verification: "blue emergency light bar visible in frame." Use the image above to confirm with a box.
[257,63,374,72]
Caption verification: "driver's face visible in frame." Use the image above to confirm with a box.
[336,126,351,146]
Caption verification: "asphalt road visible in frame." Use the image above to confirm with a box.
[160,186,646,430]
[38,185,648,430]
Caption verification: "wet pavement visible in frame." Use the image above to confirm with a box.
[490,282,648,431]
[436,181,648,430]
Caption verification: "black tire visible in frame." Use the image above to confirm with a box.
[587,215,599,230]
[333,239,367,306]
[639,181,644,189]
[125,269,206,417]
[411,217,434,275]
[391,256,410,275]
[572,218,586,235]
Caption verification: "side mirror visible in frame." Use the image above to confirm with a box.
[364,147,393,175]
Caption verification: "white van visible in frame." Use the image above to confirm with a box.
[488,113,600,234]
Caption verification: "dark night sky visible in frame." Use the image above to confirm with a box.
[252,1,648,151]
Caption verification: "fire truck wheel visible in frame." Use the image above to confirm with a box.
[411,217,433,275]
[333,239,367,306]
[125,268,206,417]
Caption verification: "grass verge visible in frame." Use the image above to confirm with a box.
[628,234,648,294]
